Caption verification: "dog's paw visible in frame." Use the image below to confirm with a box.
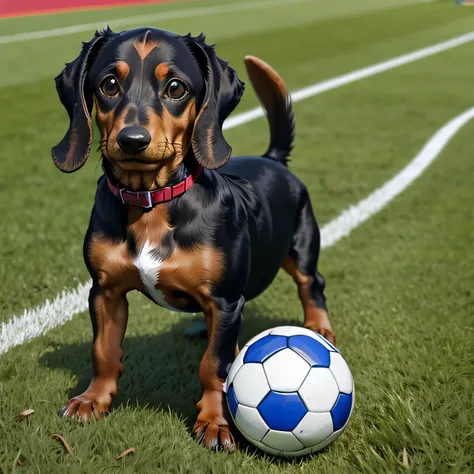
[193,419,236,451]
[306,324,336,346]
[304,308,337,346]
[194,390,237,451]
[61,393,111,422]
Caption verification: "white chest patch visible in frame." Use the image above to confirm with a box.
[133,240,181,312]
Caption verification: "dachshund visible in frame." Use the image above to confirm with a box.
[51,26,334,451]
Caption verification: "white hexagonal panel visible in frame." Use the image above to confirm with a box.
[329,352,353,394]
[244,329,272,347]
[289,426,346,456]
[235,405,269,442]
[298,367,339,412]
[270,326,305,337]
[263,348,310,392]
[224,346,249,393]
[283,446,313,457]
[292,411,333,447]
[313,426,345,453]
[233,363,270,407]
[271,326,338,352]
[262,430,304,452]
[248,438,281,457]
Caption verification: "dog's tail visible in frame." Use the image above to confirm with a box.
[244,56,295,167]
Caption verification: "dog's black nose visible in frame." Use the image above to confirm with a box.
[117,126,151,154]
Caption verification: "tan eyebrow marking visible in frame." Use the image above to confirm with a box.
[116,61,130,82]
[155,63,170,81]
[133,30,159,61]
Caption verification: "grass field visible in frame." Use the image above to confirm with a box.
[1,0,474,472]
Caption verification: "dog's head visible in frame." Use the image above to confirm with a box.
[51,27,244,189]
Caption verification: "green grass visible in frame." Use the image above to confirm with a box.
[1,0,474,472]
[2,0,474,318]
[0,0,439,89]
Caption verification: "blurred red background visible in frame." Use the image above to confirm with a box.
[0,0,179,18]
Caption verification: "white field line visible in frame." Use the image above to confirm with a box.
[2,109,474,356]
[224,30,474,129]
[1,36,474,354]
[321,106,474,248]
[0,0,309,45]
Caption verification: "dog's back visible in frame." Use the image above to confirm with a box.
[218,57,314,300]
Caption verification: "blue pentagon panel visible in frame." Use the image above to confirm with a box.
[227,385,238,418]
[331,392,353,431]
[288,335,330,367]
[258,392,307,431]
[244,335,288,364]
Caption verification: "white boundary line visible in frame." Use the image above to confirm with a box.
[2,36,474,355]
[321,106,474,248]
[224,30,474,129]
[2,111,473,356]
[0,0,309,45]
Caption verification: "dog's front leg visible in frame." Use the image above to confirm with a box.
[194,295,244,450]
[62,282,128,421]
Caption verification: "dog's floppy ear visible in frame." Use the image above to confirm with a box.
[51,28,115,173]
[184,34,245,169]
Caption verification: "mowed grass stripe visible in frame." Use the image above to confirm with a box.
[0,0,310,45]
[0,0,322,89]
[1,5,474,320]
[0,0,274,35]
[0,0,432,37]
[0,118,472,473]
[1,1,452,89]
[224,29,474,129]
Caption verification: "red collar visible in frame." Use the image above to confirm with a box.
[107,163,203,208]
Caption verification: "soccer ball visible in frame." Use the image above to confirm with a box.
[224,326,354,457]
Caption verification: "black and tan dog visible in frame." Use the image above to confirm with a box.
[51,27,334,450]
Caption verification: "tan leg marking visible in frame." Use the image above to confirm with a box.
[62,286,129,421]
[138,244,233,449]
[282,256,336,345]
[62,237,143,421]
[193,299,236,450]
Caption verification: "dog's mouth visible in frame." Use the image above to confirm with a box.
[101,139,180,170]
[114,158,161,171]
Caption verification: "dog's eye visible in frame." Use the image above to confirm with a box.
[99,75,120,97]
[165,79,188,100]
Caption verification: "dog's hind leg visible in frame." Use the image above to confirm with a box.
[282,191,336,345]
[184,314,207,339]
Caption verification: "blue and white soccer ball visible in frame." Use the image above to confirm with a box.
[224,326,354,457]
